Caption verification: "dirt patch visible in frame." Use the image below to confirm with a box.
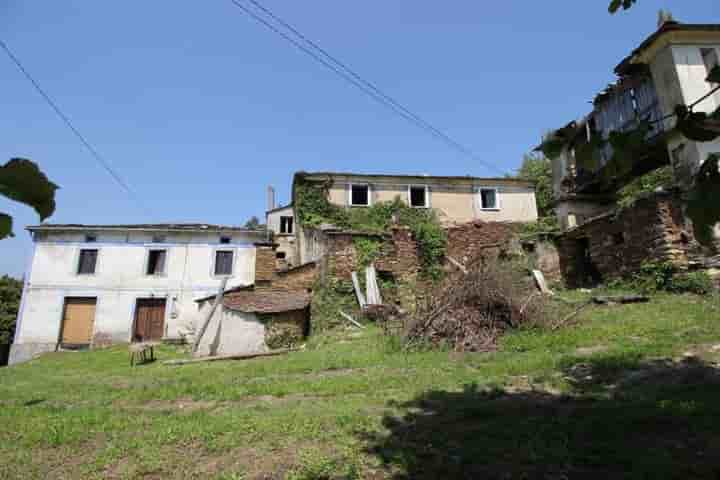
[574,345,609,356]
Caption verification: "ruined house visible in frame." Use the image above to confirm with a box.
[540,15,720,286]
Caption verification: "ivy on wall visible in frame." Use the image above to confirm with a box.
[295,176,447,279]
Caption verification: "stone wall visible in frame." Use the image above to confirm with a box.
[273,262,318,292]
[445,220,517,264]
[558,192,694,287]
[262,309,308,349]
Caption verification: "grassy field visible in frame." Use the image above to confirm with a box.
[1,291,720,479]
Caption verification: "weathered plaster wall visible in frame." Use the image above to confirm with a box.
[324,179,538,224]
[11,230,260,364]
[194,302,267,357]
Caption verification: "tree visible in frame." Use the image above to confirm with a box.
[243,216,265,230]
[0,275,22,344]
[0,158,59,240]
[609,0,638,13]
[517,153,554,219]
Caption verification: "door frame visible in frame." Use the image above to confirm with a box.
[58,296,98,349]
[131,296,168,343]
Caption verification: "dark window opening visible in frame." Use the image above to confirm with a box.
[280,216,294,234]
[276,251,287,259]
[214,250,234,275]
[480,188,498,209]
[146,250,167,275]
[152,235,166,243]
[410,186,427,207]
[351,184,369,206]
[612,233,625,245]
[220,236,232,244]
[85,234,97,243]
[77,249,98,275]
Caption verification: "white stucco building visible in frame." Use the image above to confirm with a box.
[10,223,268,364]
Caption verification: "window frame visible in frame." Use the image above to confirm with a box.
[348,183,371,207]
[212,248,235,277]
[219,235,232,244]
[279,215,294,234]
[477,187,501,211]
[145,248,168,276]
[407,184,430,209]
[76,248,99,276]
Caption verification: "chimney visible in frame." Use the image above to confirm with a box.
[267,185,276,212]
[657,9,676,29]
[254,242,277,289]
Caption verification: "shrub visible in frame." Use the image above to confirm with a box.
[610,262,714,295]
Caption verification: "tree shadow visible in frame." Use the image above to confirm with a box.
[362,356,720,479]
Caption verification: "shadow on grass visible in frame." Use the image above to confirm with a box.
[363,356,720,479]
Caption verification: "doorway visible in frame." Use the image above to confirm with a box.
[60,297,97,347]
[133,298,166,342]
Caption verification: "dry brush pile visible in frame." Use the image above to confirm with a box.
[404,259,552,352]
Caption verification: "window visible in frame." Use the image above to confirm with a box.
[152,235,166,243]
[220,236,232,244]
[77,249,98,275]
[280,216,294,234]
[349,184,370,206]
[409,185,428,208]
[85,234,97,243]
[276,251,287,259]
[479,188,499,210]
[702,48,719,80]
[214,250,234,276]
[146,249,167,275]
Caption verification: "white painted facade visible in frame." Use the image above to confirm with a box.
[11,225,266,364]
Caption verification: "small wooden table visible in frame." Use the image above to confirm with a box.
[129,341,160,366]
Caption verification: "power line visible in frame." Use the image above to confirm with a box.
[0,39,151,215]
[229,0,505,175]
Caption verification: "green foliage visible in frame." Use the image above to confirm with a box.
[607,262,714,295]
[296,180,447,278]
[686,154,720,249]
[609,0,637,13]
[353,237,383,269]
[309,279,359,333]
[519,216,560,237]
[0,158,59,240]
[0,275,22,344]
[517,153,554,218]
[243,216,264,230]
[616,166,674,210]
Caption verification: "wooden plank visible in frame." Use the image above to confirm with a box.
[340,310,366,329]
[164,348,297,366]
[532,270,554,296]
[351,272,367,308]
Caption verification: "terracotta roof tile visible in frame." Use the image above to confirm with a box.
[223,290,310,314]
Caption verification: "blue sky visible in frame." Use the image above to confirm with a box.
[1,1,718,276]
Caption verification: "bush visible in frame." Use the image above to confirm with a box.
[609,262,714,295]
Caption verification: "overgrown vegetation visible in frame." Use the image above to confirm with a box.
[353,237,383,269]
[1,292,720,478]
[295,177,447,279]
[515,153,560,236]
[309,278,360,333]
[607,261,714,295]
[0,275,22,344]
[616,165,674,209]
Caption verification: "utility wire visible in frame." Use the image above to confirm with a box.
[0,39,151,215]
[229,0,505,175]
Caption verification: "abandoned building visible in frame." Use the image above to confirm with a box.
[10,223,268,364]
[265,186,297,270]
[539,15,720,286]
[291,171,539,266]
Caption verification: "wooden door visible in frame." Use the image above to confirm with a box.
[134,299,166,342]
[61,298,97,345]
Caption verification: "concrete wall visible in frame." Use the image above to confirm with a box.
[267,206,298,268]
[194,302,267,357]
[324,178,538,224]
[11,229,262,364]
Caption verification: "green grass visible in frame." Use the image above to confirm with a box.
[1,292,719,479]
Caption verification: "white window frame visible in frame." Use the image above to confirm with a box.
[212,248,236,277]
[348,183,371,207]
[144,248,168,277]
[477,187,501,211]
[407,184,430,209]
[280,215,294,234]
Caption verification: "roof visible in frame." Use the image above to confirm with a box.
[616,22,720,75]
[294,171,534,188]
[27,223,266,234]
[266,204,293,215]
[223,290,311,314]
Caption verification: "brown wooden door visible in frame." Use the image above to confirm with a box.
[61,298,97,345]
[134,299,166,342]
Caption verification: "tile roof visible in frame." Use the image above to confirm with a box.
[294,171,534,187]
[223,289,311,314]
[27,223,266,233]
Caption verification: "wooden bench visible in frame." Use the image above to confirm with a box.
[129,342,159,366]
